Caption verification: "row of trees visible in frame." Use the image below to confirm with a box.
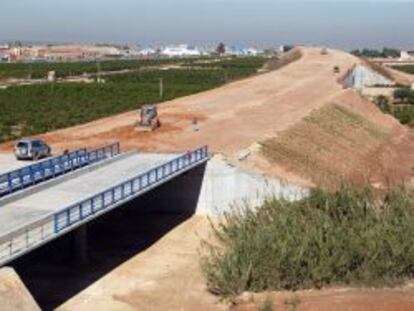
[351,48,400,58]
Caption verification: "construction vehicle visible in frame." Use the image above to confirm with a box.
[136,104,160,131]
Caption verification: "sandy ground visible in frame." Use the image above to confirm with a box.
[385,67,414,85]
[0,268,40,311]
[232,286,414,311]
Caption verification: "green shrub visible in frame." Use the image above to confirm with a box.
[201,186,414,298]
[394,88,414,104]
[393,106,414,126]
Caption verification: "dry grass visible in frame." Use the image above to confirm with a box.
[264,48,303,72]
[362,57,395,81]
[261,104,391,188]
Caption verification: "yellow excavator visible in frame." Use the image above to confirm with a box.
[136,104,161,132]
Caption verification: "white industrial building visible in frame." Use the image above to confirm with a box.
[137,48,157,57]
[161,45,201,57]
[225,46,261,56]
[400,50,414,61]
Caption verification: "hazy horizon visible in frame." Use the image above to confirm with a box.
[1,0,413,49]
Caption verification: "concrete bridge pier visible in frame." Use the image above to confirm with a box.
[73,225,88,266]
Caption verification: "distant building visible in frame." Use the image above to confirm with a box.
[0,45,10,61]
[137,48,157,57]
[0,53,8,62]
[245,48,260,56]
[161,45,201,57]
[3,44,124,62]
[225,46,244,56]
[400,50,414,61]
[225,46,261,56]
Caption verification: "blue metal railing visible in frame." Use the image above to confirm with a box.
[54,146,208,233]
[0,142,120,197]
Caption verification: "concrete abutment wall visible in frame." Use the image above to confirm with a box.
[139,157,309,215]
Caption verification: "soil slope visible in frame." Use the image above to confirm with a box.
[0,268,40,311]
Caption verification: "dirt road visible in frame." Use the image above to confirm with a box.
[3,47,411,187]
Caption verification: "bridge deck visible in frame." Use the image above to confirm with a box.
[0,152,176,236]
[0,154,28,174]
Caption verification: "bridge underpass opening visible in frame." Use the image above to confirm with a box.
[7,163,207,311]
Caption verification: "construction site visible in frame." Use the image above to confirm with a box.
[1,47,414,310]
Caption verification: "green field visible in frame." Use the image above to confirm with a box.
[0,57,266,143]
[0,58,183,79]
[391,65,414,75]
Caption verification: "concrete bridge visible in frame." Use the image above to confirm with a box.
[0,145,209,266]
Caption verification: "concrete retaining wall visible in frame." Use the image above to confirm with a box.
[195,157,308,215]
[342,65,394,90]
[138,157,308,215]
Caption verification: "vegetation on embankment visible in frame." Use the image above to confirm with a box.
[201,186,414,299]
[263,48,303,71]
[374,88,414,126]
[0,57,265,143]
[260,104,391,188]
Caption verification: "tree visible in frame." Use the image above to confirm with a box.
[375,95,391,113]
[216,42,226,55]
[382,48,400,58]
[394,88,413,102]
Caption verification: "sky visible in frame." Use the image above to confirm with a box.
[0,0,413,49]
